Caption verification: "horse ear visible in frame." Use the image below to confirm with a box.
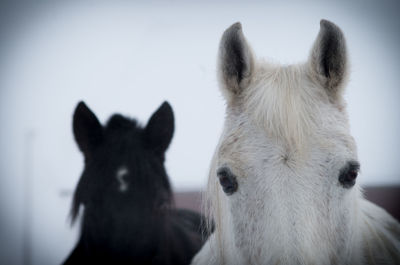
[145,101,174,154]
[218,22,254,101]
[309,20,348,100]
[73,101,103,159]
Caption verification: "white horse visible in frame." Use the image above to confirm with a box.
[192,20,400,265]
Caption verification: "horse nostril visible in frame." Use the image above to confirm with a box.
[217,167,238,195]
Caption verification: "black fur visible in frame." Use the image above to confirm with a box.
[73,102,103,161]
[145,102,174,157]
[64,101,207,265]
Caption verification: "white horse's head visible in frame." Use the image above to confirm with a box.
[200,20,365,264]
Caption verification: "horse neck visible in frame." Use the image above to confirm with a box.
[79,205,172,253]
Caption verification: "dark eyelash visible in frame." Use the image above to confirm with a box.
[217,167,238,195]
[338,160,360,189]
[347,161,360,171]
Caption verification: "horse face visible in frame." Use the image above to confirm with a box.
[71,101,174,223]
[207,21,360,263]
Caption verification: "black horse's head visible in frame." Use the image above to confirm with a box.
[70,101,174,227]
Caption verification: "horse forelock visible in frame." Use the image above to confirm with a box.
[70,174,88,225]
[106,114,140,132]
[243,63,326,155]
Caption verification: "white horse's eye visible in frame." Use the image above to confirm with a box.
[116,167,129,192]
[217,167,238,195]
[338,161,360,188]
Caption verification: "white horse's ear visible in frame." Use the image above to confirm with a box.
[309,20,348,101]
[218,22,254,101]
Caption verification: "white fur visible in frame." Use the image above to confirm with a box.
[116,166,129,192]
[192,23,400,265]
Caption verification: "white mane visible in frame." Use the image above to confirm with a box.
[244,63,324,153]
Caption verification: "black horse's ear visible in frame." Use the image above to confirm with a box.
[145,101,174,154]
[73,101,103,159]
[309,20,348,101]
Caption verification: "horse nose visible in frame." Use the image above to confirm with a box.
[217,167,238,195]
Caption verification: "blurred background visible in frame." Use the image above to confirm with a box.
[0,0,399,264]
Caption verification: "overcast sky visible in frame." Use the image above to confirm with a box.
[0,1,399,264]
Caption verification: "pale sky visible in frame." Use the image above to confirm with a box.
[0,1,399,264]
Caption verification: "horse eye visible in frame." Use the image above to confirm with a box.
[338,161,360,188]
[217,167,238,195]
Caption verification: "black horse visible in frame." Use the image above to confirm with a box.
[63,101,207,265]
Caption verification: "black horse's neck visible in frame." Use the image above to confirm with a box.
[73,206,172,263]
